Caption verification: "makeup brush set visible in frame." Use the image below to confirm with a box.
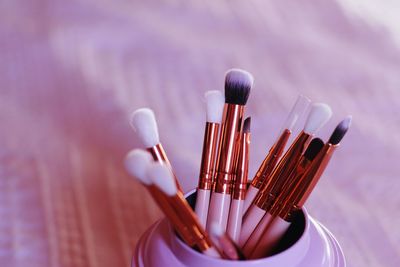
[126,68,351,263]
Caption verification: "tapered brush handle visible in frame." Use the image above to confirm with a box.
[238,204,266,247]
[226,199,244,242]
[206,192,231,232]
[194,189,211,228]
[242,212,274,257]
[242,185,259,214]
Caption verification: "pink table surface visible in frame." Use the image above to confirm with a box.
[0,0,399,266]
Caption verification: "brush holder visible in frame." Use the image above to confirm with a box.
[132,190,346,267]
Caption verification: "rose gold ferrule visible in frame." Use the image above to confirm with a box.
[147,144,183,193]
[214,104,244,194]
[251,129,291,189]
[198,122,220,190]
[233,131,250,200]
[254,131,311,211]
[169,191,220,253]
[278,144,338,221]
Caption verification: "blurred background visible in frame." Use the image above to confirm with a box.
[0,0,399,266]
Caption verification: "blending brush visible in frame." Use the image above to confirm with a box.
[147,162,222,258]
[242,138,324,257]
[130,108,183,192]
[124,149,195,247]
[195,90,225,227]
[244,95,310,214]
[227,117,251,242]
[210,222,246,261]
[239,103,332,246]
[249,117,351,258]
[207,69,254,232]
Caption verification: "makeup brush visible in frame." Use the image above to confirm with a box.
[210,222,246,261]
[207,69,254,232]
[249,117,351,259]
[242,138,324,258]
[195,90,225,227]
[239,103,332,246]
[124,149,195,247]
[147,162,222,258]
[244,95,310,214]
[227,117,251,242]
[130,108,183,192]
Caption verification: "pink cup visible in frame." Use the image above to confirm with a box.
[132,190,346,267]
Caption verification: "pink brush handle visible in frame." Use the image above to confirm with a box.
[194,189,211,228]
[206,192,231,232]
[250,216,291,259]
[242,212,274,257]
[243,185,259,214]
[238,204,266,247]
[226,198,244,242]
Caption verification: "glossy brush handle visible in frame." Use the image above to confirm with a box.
[242,185,259,214]
[238,204,266,247]
[226,199,244,242]
[250,217,291,259]
[242,212,274,257]
[194,189,211,228]
[206,192,231,232]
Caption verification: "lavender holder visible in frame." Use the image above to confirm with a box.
[132,190,346,267]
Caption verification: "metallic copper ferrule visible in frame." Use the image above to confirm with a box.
[254,131,312,211]
[278,144,338,221]
[251,129,291,189]
[169,191,220,253]
[214,104,244,194]
[147,143,183,193]
[198,122,220,190]
[268,155,312,218]
[233,131,250,200]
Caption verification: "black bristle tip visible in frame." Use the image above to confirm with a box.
[304,138,324,161]
[328,116,352,145]
[224,69,253,105]
[243,117,251,133]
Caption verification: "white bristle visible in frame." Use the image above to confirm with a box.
[130,108,160,147]
[204,90,225,123]
[124,149,153,185]
[210,222,224,237]
[304,103,333,134]
[225,69,254,89]
[147,162,177,196]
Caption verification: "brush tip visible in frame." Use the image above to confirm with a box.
[328,116,352,145]
[224,68,254,105]
[304,138,324,161]
[204,90,225,123]
[304,103,332,134]
[146,162,177,196]
[130,108,160,147]
[124,149,153,185]
[243,117,251,133]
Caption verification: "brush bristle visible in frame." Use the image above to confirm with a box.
[146,162,177,196]
[304,103,332,134]
[130,108,160,147]
[243,117,251,133]
[205,90,225,123]
[328,116,352,145]
[124,149,153,185]
[224,69,253,105]
[304,138,324,161]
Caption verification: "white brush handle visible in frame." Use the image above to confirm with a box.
[194,189,211,228]
[226,199,244,243]
[206,192,231,233]
[250,216,291,259]
[203,247,221,258]
[242,212,274,256]
[242,185,259,215]
[238,204,265,247]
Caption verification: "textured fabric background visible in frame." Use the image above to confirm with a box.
[0,0,399,266]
